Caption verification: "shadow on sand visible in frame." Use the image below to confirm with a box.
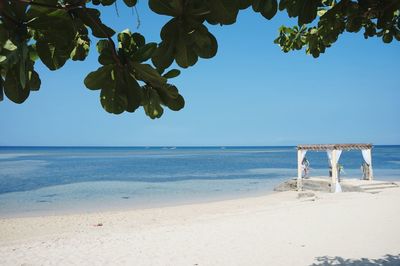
[310,254,400,266]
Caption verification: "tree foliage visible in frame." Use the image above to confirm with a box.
[0,0,398,118]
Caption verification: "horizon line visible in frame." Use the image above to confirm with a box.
[1,144,399,148]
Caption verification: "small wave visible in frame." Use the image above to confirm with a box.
[0,160,49,176]
[41,193,58,198]
[247,168,296,175]
[0,153,37,160]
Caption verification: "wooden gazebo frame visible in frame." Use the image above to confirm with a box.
[297,143,373,192]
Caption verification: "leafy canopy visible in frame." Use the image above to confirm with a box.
[1,0,399,118]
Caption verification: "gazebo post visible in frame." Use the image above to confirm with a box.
[296,143,373,192]
[331,149,338,192]
[297,149,302,191]
[368,148,374,180]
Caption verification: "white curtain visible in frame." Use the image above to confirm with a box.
[300,150,307,163]
[336,150,342,162]
[361,149,373,179]
[327,150,343,193]
[326,150,332,166]
[361,149,371,165]
[334,150,343,193]
[298,150,307,179]
[335,180,342,193]
[327,150,342,166]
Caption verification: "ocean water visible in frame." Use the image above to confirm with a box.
[0,146,399,217]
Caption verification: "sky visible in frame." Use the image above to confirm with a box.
[0,2,399,146]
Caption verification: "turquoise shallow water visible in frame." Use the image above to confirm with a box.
[0,146,399,217]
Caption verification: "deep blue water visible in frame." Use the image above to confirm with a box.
[0,146,399,216]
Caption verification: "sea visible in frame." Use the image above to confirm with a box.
[0,146,399,217]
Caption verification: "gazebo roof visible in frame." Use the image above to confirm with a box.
[297,143,372,151]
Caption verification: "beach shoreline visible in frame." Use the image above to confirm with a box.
[0,181,279,219]
[1,184,400,265]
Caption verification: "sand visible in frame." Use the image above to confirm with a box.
[1,186,400,265]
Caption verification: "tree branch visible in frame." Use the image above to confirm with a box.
[82,6,122,67]
[0,10,19,25]
[16,0,81,11]
[134,5,141,29]
[4,0,122,67]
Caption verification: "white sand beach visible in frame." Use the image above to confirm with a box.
[1,185,400,266]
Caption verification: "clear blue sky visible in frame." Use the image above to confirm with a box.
[0,2,399,146]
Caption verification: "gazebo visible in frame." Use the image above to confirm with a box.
[297,143,373,192]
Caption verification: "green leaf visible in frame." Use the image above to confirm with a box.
[28,9,76,46]
[97,40,115,65]
[160,19,180,41]
[98,52,114,66]
[132,62,167,86]
[28,9,69,29]
[185,3,210,17]
[134,43,157,62]
[99,0,116,6]
[28,9,76,70]
[0,25,8,45]
[36,41,70,70]
[19,60,27,89]
[132,33,146,47]
[98,67,128,114]
[346,17,362,32]
[239,0,252,9]
[298,0,319,25]
[4,68,30,104]
[152,41,175,72]
[19,43,29,89]
[192,27,218,59]
[123,0,137,7]
[163,69,180,79]
[70,34,90,61]
[3,40,17,51]
[29,45,39,61]
[84,65,114,90]
[100,85,127,114]
[97,40,111,53]
[205,0,240,25]
[70,44,88,61]
[149,0,182,17]
[175,38,198,68]
[124,71,142,112]
[252,0,278,20]
[155,84,185,111]
[0,77,3,101]
[395,31,400,42]
[118,29,133,50]
[383,33,393,43]
[73,8,115,38]
[142,86,164,119]
[0,46,20,68]
[167,94,184,111]
[28,70,41,91]
[25,0,59,19]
